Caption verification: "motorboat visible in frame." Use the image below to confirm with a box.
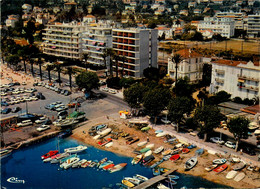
[145,143,154,149]
[58,129,72,138]
[81,160,92,168]
[67,111,86,121]
[154,146,164,154]
[137,141,147,147]
[97,157,107,167]
[60,156,80,169]
[184,156,198,170]
[161,149,173,156]
[187,144,197,149]
[54,119,79,127]
[140,147,150,153]
[97,128,112,138]
[226,170,238,179]
[131,154,143,165]
[142,155,155,165]
[134,174,148,182]
[50,153,70,164]
[43,153,61,163]
[64,145,87,154]
[72,159,87,168]
[182,148,190,154]
[168,175,179,180]
[195,148,204,155]
[88,160,98,168]
[122,179,135,188]
[0,149,13,160]
[205,164,218,172]
[95,124,107,131]
[213,158,227,165]
[170,154,180,161]
[157,183,170,189]
[163,155,171,161]
[109,163,127,173]
[124,177,141,185]
[213,164,228,173]
[105,142,113,148]
[103,163,115,170]
[99,160,113,169]
[41,150,58,160]
[150,159,164,169]
[59,154,77,164]
[156,132,167,137]
[153,167,160,176]
[144,150,152,157]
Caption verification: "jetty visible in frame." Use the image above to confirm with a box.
[133,169,177,189]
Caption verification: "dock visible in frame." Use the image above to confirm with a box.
[133,169,177,189]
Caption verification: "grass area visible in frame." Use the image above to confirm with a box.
[160,40,259,54]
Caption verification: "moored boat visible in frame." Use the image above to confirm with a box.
[234,172,245,182]
[64,145,87,154]
[168,175,179,180]
[122,179,135,188]
[124,177,141,185]
[170,154,180,161]
[161,149,173,156]
[205,164,218,172]
[81,160,92,168]
[165,179,177,185]
[41,150,58,160]
[50,153,70,164]
[88,160,98,168]
[142,155,155,165]
[137,141,147,147]
[72,159,87,168]
[0,149,13,160]
[131,154,143,165]
[134,174,148,182]
[153,167,161,176]
[213,158,227,165]
[97,157,107,167]
[103,163,114,170]
[154,146,164,154]
[99,160,113,169]
[60,157,80,169]
[144,150,152,157]
[59,154,77,164]
[185,156,197,170]
[213,164,228,173]
[232,160,246,171]
[58,129,72,138]
[182,148,190,154]
[43,153,61,162]
[157,183,170,189]
[146,143,154,149]
[226,170,238,179]
[160,167,169,173]
[109,163,127,173]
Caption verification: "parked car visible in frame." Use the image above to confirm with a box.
[1,101,9,106]
[36,125,50,132]
[36,92,45,100]
[1,108,11,114]
[210,137,225,145]
[17,120,33,127]
[42,119,52,125]
[12,107,21,113]
[35,117,47,124]
[63,90,71,96]
[224,141,236,149]
[57,110,68,119]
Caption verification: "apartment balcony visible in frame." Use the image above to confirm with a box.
[239,86,259,92]
[215,78,224,84]
[237,74,259,82]
[215,69,225,75]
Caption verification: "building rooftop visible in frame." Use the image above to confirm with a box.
[174,49,202,58]
[241,105,260,115]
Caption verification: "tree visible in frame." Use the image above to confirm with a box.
[201,63,212,87]
[228,117,250,152]
[64,67,76,91]
[76,71,99,92]
[102,49,109,77]
[174,77,195,98]
[194,105,224,141]
[143,67,160,81]
[114,54,120,78]
[120,55,127,77]
[36,56,44,81]
[171,53,182,82]
[106,48,115,77]
[123,83,146,109]
[53,62,63,86]
[30,59,35,76]
[45,64,54,83]
[143,87,171,123]
[82,53,90,71]
[6,54,20,69]
[168,96,195,132]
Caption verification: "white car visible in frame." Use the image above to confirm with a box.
[101,87,109,92]
[109,89,117,94]
[35,117,47,124]
[161,118,171,124]
[17,120,33,127]
[30,97,38,101]
[36,125,50,132]
[225,141,236,149]
[210,137,225,145]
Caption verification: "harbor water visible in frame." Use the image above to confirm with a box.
[1,138,231,189]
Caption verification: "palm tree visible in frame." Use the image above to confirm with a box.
[54,62,63,86]
[120,55,127,77]
[36,56,44,81]
[102,49,109,77]
[30,57,34,77]
[64,66,76,91]
[171,53,182,82]
[18,49,28,73]
[106,48,115,77]
[45,64,54,83]
[114,54,120,78]
[82,53,90,71]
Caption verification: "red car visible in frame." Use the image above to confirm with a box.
[41,150,59,159]
[67,102,81,108]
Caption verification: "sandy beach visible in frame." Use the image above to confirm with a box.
[71,116,260,188]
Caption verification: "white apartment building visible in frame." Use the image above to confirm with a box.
[81,26,112,66]
[42,21,86,60]
[247,14,260,38]
[168,49,204,83]
[112,28,158,78]
[5,15,19,28]
[216,11,248,30]
[210,59,259,99]
[197,17,235,38]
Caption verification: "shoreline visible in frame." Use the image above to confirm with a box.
[71,117,259,189]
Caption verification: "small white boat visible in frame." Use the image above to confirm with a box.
[226,170,238,179]
[97,128,112,137]
[105,142,113,148]
[124,177,141,185]
[185,156,197,170]
[212,158,226,165]
[157,183,170,189]
[109,163,127,173]
[231,157,240,163]
[154,146,164,154]
[134,174,148,182]
[144,150,152,157]
[146,144,154,149]
[64,145,87,154]
[254,129,260,135]
[93,135,100,140]
[60,157,80,169]
[137,141,147,147]
[156,132,166,137]
[72,159,87,168]
[234,172,245,182]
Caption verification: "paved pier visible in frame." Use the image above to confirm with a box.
[133,169,177,189]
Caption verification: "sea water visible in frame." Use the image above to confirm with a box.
[1,138,231,189]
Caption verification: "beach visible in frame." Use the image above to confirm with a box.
[72,116,260,189]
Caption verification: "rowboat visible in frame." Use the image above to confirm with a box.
[155,130,163,134]
[213,158,227,165]
[153,167,161,176]
[168,175,179,180]
[234,172,245,182]
[226,170,238,179]
[182,148,190,154]
[142,155,155,165]
[105,142,113,148]
[60,157,80,169]
[134,174,148,182]
[95,124,107,131]
[165,179,177,185]
[122,179,135,188]
[146,144,154,149]
[232,160,246,171]
[64,145,87,154]
[88,160,98,168]
[126,137,139,145]
[109,163,127,173]
[81,160,92,168]
[131,154,143,165]
[99,160,113,169]
[231,157,240,163]
[163,155,172,161]
[97,128,112,138]
[0,149,13,160]
[125,177,141,185]
[144,150,152,157]
[150,159,164,169]
[184,157,197,170]
[103,163,115,170]
[160,168,169,173]
[137,141,147,147]
[141,126,150,131]
[99,138,112,146]
[213,164,228,173]
[161,149,173,156]
[187,144,197,149]
[156,132,166,137]
[97,157,107,167]
[195,148,204,155]
[205,164,218,172]
[72,159,87,168]
[157,183,170,189]
[41,150,59,160]
[140,147,151,153]
[50,153,70,164]
[154,146,164,154]
[93,135,100,140]
[60,154,77,164]
[170,154,180,161]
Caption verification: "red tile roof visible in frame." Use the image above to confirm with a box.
[212,59,248,67]
[241,105,260,115]
[175,49,202,58]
